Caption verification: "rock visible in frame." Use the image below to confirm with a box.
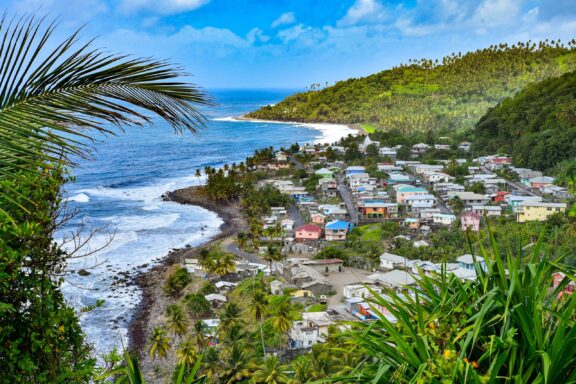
[78,269,91,276]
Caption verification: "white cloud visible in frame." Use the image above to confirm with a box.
[271,12,296,28]
[337,0,387,27]
[472,0,522,28]
[247,28,270,44]
[118,0,210,15]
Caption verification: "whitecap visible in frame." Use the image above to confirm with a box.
[67,193,90,203]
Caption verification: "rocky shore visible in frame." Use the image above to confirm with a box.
[127,185,245,357]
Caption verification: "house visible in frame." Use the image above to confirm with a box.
[324,220,352,241]
[281,218,295,231]
[404,217,421,229]
[359,135,379,151]
[204,293,227,309]
[434,144,451,151]
[289,320,319,349]
[411,143,431,154]
[295,224,322,241]
[446,191,490,206]
[379,253,409,270]
[404,194,436,210]
[423,172,454,183]
[541,185,571,199]
[319,179,338,198]
[387,172,412,185]
[396,186,428,203]
[311,212,326,225]
[368,270,416,292]
[270,280,283,295]
[315,168,334,180]
[486,157,512,171]
[379,147,397,160]
[419,208,442,220]
[505,195,543,212]
[461,211,481,232]
[357,200,398,220]
[282,262,332,294]
[343,284,383,299]
[458,142,472,151]
[275,151,288,162]
[513,168,543,185]
[346,166,366,176]
[469,205,502,217]
[516,201,567,222]
[413,240,430,248]
[410,164,445,174]
[433,213,457,226]
[214,281,237,292]
[529,176,555,189]
[492,191,510,203]
[456,254,486,272]
[378,163,402,172]
[552,272,575,297]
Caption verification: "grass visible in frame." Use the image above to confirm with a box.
[360,124,377,134]
[358,224,383,242]
[306,304,327,312]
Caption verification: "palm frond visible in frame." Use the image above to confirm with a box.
[0,14,210,209]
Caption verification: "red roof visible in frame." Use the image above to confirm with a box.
[490,157,512,164]
[462,211,481,219]
[495,191,511,195]
[296,224,322,233]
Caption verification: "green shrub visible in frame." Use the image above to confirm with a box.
[164,267,191,297]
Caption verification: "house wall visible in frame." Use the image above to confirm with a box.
[517,206,566,222]
[295,230,321,240]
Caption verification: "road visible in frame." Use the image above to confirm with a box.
[223,238,264,264]
[479,166,541,197]
[336,173,359,225]
[287,204,303,228]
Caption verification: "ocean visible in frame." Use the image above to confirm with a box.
[57,89,355,357]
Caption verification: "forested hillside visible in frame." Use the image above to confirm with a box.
[474,69,576,175]
[248,41,576,133]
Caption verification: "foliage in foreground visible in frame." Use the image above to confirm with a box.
[339,233,576,383]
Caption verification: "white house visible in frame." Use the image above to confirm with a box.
[469,205,502,217]
[275,151,288,162]
[404,194,436,209]
[343,284,383,299]
[411,143,431,154]
[433,213,457,226]
[379,252,409,270]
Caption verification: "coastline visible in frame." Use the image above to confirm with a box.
[126,117,360,359]
[128,186,245,355]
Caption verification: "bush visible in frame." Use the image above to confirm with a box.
[164,267,191,297]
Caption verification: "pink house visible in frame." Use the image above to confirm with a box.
[311,213,326,225]
[461,211,481,232]
[295,224,322,241]
[552,272,575,298]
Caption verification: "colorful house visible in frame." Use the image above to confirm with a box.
[314,168,334,180]
[516,201,566,223]
[528,176,555,189]
[357,200,398,220]
[311,212,326,225]
[396,186,428,203]
[492,191,510,203]
[295,224,322,241]
[324,220,352,241]
[274,151,288,162]
[461,211,481,232]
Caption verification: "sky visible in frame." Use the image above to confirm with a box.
[4,0,576,89]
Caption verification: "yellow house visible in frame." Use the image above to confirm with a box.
[516,201,567,222]
[291,290,316,298]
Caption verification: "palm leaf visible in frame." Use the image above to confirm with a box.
[0,15,210,212]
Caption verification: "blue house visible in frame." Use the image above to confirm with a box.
[324,220,353,241]
[346,166,366,176]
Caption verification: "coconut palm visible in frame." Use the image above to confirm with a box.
[195,169,202,179]
[190,320,208,351]
[250,355,289,384]
[218,302,243,336]
[263,245,283,274]
[148,327,171,361]
[211,252,237,277]
[250,288,268,357]
[0,16,209,208]
[166,305,189,337]
[176,337,198,366]
[267,295,295,337]
[219,342,255,384]
[202,347,220,382]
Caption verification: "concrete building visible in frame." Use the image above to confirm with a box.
[516,201,567,222]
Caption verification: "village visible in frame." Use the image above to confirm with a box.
[174,133,574,358]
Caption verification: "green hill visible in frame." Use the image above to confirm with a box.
[247,41,576,134]
[473,69,576,174]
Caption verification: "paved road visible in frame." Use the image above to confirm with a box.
[223,240,265,264]
[336,174,359,225]
[287,204,303,228]
[480,166,541,197]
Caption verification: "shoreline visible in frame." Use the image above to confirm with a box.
[128,186,245,355]
[126,117,360,357]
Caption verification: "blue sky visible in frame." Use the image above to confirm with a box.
[5,0,576,88]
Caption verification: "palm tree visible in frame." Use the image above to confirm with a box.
[190,320,208,351]
[219,342,255,383]
[148,327,171,361]
[267,295,295,340]
[250,355,289,384]
[202,347,220,381]
[0,16,209,206]
[176,337,198,366]
[166,305,189,337]
[237,231,248,249]
[250,289,268,357]
[185,293,211,319]
[263,245,283,274]
[195,169,202,179]
[211,252,237,277]
[218,302,243,336]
